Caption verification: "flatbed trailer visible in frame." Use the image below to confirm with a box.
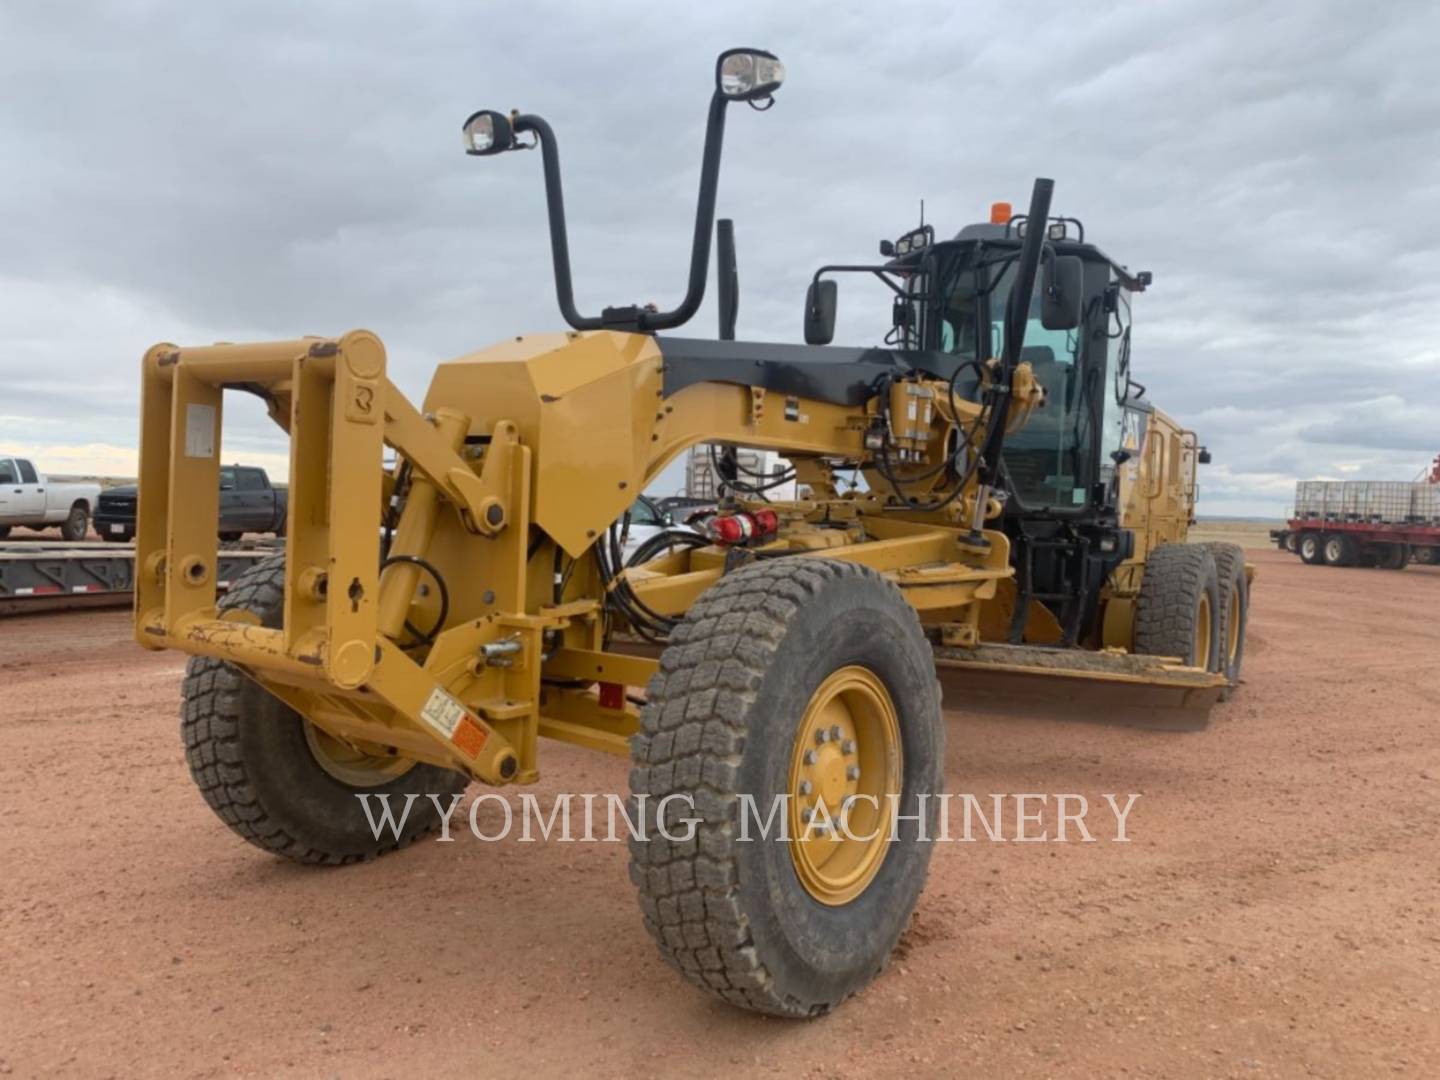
[1270,519,1440,569]
[0,541,274,615]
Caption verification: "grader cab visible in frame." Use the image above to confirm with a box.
[135,48,1248,1017]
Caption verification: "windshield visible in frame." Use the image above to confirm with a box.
[938,249,1089,510]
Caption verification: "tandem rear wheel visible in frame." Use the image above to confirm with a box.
[1134,543,1223,674]
[628,557,944,1017]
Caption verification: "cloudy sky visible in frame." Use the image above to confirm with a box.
[3,0,1438,516]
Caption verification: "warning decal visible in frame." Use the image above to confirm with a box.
[419,687,465,739]
[452,715,488,758]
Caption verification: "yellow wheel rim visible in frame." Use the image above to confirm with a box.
[302,721,416,788]
[787,666,902,906]
[1196,593,1213,669]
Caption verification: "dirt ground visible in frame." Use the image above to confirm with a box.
[3,547,1439,1078]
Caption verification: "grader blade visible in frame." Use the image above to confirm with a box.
[933,644,1226,731]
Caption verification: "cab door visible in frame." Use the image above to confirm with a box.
[0,458,19,522]
[13,459,48,518]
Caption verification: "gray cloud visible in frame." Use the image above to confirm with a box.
[3,0,1439,513]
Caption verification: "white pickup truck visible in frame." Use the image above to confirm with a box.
[0,457,102,541]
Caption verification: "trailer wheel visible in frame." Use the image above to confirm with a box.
[60,504,89,541]
[1415,546,1437,566]
[1283,532,1297,553]
[1202,542,1248,701]
[1323,534,1357,567]
[1376,543,1409,570]
[629,557,943,1018]
[181,555,467,865]
[1135,543,1221,671]
[1297,532,1323,564]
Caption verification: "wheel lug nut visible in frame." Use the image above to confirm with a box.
[799,780,813,796]
[841,739,856,754]
[803,749,818,765]
[846,765,860,780]
[815,729,830,744]
[829,724,842,740]
[801,808,814,823]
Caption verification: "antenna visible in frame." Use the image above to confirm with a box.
[919,198,925,229]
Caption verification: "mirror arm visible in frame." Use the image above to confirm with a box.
[810,265,909,300]
[641,91,729,331]
[516,93,731,334]
[512,113,601,331]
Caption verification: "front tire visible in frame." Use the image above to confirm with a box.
[181,555,467,864]
[629,557,944,1017]
[60,504,89,541]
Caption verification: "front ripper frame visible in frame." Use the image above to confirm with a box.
[135,331,538,785]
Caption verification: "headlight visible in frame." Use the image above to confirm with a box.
[716,48,785,101]
[461,110,513,156]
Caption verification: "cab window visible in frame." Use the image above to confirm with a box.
[990,273,1087,510]
[16,459,38,484]
[0,460,16,485]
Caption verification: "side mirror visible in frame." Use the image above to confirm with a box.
[804,280,837,345]
[1041,254,1083,330]
[1198,447,1212,465]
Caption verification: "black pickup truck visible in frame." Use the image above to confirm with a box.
[95,465,287,543]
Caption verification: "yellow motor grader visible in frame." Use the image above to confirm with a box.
[135,48,1249,1017]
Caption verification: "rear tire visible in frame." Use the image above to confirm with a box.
[1414,546,1437,566]
[181,555,467,864]
[0,525,9,540]
[1202,542,1248,701]
[60,504,89,541]
[1134,543,1221,671]
[1282,532,1297,553]
[219,531,243,543]
[629,557,944,1017]
[1323,533,1357,567]
[1298,532,1323,564]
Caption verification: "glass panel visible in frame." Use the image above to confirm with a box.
[991,275,1087,509]
[17,459,38,484]
[0,460,16,485]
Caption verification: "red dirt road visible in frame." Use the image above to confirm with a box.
[3,548,1439,1078]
